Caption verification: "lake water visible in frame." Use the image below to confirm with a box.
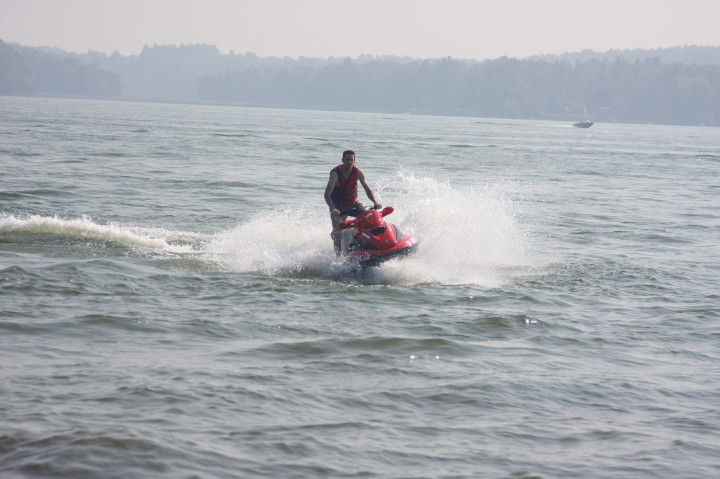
[1,96,719,478]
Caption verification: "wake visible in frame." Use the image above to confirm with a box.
[2,172,540,287]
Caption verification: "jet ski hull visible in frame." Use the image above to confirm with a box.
[341,229,418,267]
[337,207,418,267]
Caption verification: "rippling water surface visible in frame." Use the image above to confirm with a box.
[1,96,719,478]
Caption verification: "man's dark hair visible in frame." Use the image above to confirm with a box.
[342,150,355,159]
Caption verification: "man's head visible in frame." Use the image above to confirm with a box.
[342,150,355,162]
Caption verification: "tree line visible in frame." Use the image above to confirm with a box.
[1,40,719,126]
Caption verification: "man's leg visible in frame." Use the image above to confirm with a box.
[330,212,348,255]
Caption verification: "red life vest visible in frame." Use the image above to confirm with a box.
[330,165,359,206]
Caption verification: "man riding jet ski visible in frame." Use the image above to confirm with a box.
[324,150,382,255]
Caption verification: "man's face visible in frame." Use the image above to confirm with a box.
[343,154,355,166]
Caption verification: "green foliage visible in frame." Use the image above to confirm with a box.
[2,40,719,126]
[3,41,121,97]
[197,55,720,125]
[0,40,35,94]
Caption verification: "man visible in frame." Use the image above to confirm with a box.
[324,150,382,254]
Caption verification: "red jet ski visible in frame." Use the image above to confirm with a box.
[337,206,418,267]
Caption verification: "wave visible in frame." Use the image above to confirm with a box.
[2,172,541,287]
[204,172,540,287]
[0,214,202,253]
[211,132,257,138]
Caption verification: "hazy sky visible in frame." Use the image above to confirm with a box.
[2,0,718,59]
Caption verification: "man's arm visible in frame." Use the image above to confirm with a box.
[324,172,340,215]
[357,168,382,209]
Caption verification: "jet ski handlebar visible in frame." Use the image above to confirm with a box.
[338,206,394,230]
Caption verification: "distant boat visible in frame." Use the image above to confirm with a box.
[573,120,594,128]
